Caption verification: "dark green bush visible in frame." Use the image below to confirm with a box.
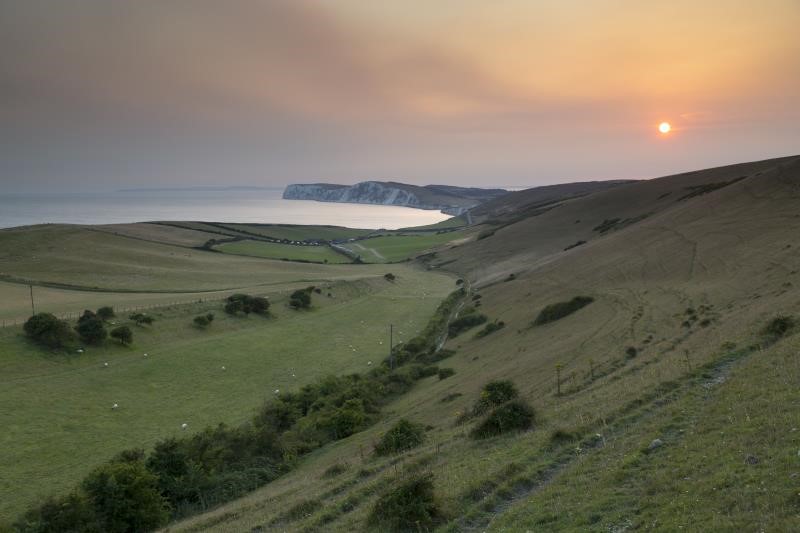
[129,313,154,326]
[369,474,441,532]
[23,313,75,348]
[96,306,115,321]
[384,273,396,281]
[75,311,107,344]
[763,315,795,340]
[289,290,311,309]
[110,326,133,345]
[374,419,425,456]
[475,320,505,338]
[82,460,170,533]
[475,380,518,414]
[448,313,487,337]
[470,400,535,439]
[438,368,455,380]
[533,296,594,325]
[193,315,210,328]
[14,491,100,533]
[225,294,270,315]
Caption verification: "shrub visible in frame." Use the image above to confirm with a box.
[225,294,270,315]
[470,400,535,439]
[96,306,115,321]
[374,419,425,456]
[448,313,487,337]
[438,368,455,380]
[474,380,519,415]
[76,311,107,344]
[533,296,594,325]
[129,313,154,326]
[289,290,311,309]
[193,316,210,328]
[321,463,348,479]
[14,491,100,533]
[475,320,505,338]
[82,460,170,533]
[110,326,133,345]
[369,474,441,532]
[625,346,638,359]
[23,313,75,348]
[763,315,795,340]
[384,273,396,281]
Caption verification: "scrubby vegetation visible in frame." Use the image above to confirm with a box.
[96,306,115,321]
[224,294,270,315]
[110,326,133,345]
[448,310,487,337]
[193,313,215,328]
[475,320,505,338]
[533,296,594,325]
[289,288,312,309]
[75,310,107,344]
[368,474,441,532]
[129,313,154,326]
[438,367,455,380]
[374,419,426,456]
[470,400,535,439]
[23,313,75,348]
[762,315,794,341]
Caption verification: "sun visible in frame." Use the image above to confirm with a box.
[658,121,671,134]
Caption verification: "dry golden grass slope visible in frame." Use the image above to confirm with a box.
[164,156,800,531]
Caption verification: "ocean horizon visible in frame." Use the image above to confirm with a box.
[0,189,452,230]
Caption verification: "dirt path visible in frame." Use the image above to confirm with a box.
[351,242,386,261]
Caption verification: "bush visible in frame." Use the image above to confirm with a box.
[193,315,210,328]
[289,290,311,309]
[374,419,425,456]
[474,379,519,415]
[76,311,107,344]
[448,313,487,337]
[475,320,505,338]
[14,491,100,533]
[369,474,441,532]
[533,296,594,325]
[384,273,396,281]
[23,313,75,348]
[96,306,115,321]
[763,315,795,340]
[225,294,270,315]
[82,460,170,533]
[470,400,535,439]
[110,326,133,345]
[129,313,154,326]
[438,368,455,380]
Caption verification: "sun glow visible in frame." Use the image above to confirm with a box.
[658,122,672,134]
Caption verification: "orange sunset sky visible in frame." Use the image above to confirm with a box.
[1,0,798,190]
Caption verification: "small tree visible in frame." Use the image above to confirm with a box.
[289,290,311,309]
[96,306,115,321]
[374,419,425,456]
[76,312,107,344]
[384,273,396,282]
[193,315,209,328]
[24,313,75,348]
[110,326,133,345]
[205,313,215,323]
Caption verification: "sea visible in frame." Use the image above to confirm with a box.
[0,189,452,230]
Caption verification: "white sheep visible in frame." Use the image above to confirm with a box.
[274,389,280,394]
[181,423,188,429]
[112,403,118,409]
[103,362,109,367]
[221,366,226,371]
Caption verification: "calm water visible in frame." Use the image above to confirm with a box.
[0,189,451,230]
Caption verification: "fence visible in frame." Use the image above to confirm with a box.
[0,294,233,329]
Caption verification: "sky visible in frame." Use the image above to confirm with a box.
[1,0,799,192]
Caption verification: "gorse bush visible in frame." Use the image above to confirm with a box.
[475,320,505,338]
[369,474,441,532]
[448,312,487,337]
[129,313,154,326]
[23,313,75,348]
[470,400,536,439]
[225,294,270,315]
[438,367,455,380]
[75,310,107,344]
[533,296,594,325]
[374,419,425,456]
[474,380,518,415]
[96,306,115,321]
[762,315,795,340]
[289,289,312,309]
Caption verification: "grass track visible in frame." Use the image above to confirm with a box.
[214,240,349,263]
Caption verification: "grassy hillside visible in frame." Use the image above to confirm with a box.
[340,231,472,263]
[0,266,453,521]
[167,155,800,532]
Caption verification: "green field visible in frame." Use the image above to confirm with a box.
[212,223,375,242]
[0,266,453,521]
[214,239,350,263]
[340,231,470,263]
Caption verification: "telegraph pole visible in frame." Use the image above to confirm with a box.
[29,284,35,316]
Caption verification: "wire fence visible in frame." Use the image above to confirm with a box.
[0,294,234,329]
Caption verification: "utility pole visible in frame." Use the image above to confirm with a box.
[29,284,35,316]
[389,324,394,369]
